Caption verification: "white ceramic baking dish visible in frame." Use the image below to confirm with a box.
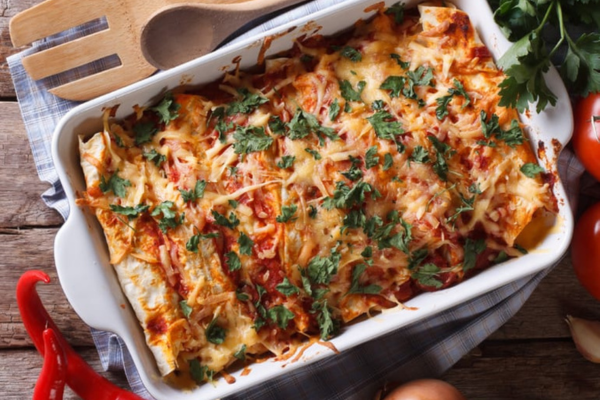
[52,0,574,398]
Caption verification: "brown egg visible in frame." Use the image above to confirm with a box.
[383,379,467,400]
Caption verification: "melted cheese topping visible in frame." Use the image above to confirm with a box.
[78,3,557,385]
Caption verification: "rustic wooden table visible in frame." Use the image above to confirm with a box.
[2,1,600,399]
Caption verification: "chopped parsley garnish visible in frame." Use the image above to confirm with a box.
[412,263,443,288]
[494,251,509,264]
[227,88,269,115]
[380,76,406,98]
[277,155,296,169]
[447,191,476,224]
[109,203,149,219]
[179,300,193,318]
[287,108,338,143]
[365,146,380,169]
[367,110,404,141]
[340,80,366,103]
[211,209,240,229]
[151,92,180,124]
[268,115,286,135]
[402,66,435,106]
[186,231,220,252]
[347,264,382,295]
[276,204,298,223]
[189,359,213,384]
[312,300,338,340]
[521,163,545,178]
[383,153,394,171]
[371,214,413,253]
[329,98,341,121]
[143,149,166,167]
[427,136,455,181]
[390,53,410,69]
[480,111,525,148]
[337,46,362,62]
[385,2,405,24]
[238,232,254,255]
[341,156,363,181]
[179,180,207,202]
[225,251,241,271]
[305,148,322,160]
[99,170,131,198]
[276,277,300,296]
[234,344,247,361]
[307,249,342,285]
[409,146,430,164]
[469,183,482,195]
[236,290,250,302]
[267,305,295,329]
[228,199,239,208]
[205,317,226,345]
[342,209,367,233]
[232,125,274,154]
[308,205,318,219]
[408,248,429,270]
[435,79,471,120]
[133,121,158,145]
[372,99,386,110]
[151,201,183,233]
[210,107,232,143]
[463,238,486,272]
[514,244,529,254]
[322,180,376,210]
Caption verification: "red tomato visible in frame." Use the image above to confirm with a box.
[571,202,600,301]
[573,93,600,181]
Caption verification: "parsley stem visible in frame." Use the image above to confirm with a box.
[547,1,566,60]
[535,1,555,36]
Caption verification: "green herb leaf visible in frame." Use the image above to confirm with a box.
[340,80,366,103]
[268,115,286,135]
[143,149,166,167]
[234,344,247,361]
[238,232,254,255]
[151,92,180,124]
[232,125,274,154]
[109,203,148,219]
[308,205,318,219]
[267,305,295,329]
[276,204,298,223]
[385,2,405,24]
[409,146,430,164]
[341,157,364,181]
[205,317,226,345]
[412,263,443,288]
[228,199,239,209]
[348,263,382,295]
[380,76,406,98]
[151,201,182,233]
[180,300,193,318]
[277,155,296,169]
[427,136,454,181]
[367,110,404,140]
[365,146,380,169]
[307,249,341,285]
[133,122,158,145]
[521,162,545,178]
[227,88,269,115]
[186,231,220,252]
[322,180,374,210]
[390,53,410,69]
[312,300,338,340]
[276,277,300,296]
[100,170,131,198]
[463,238,486,272]
[189,359,206,384]
[211,209,240,229]
[382,153,394,171]
[329,98,341,122]
[338,46,362,62]
[180,180,207,202]
[225,251,241,271]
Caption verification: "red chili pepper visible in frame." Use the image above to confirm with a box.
[17,270,143,400]
[34,329,67,400]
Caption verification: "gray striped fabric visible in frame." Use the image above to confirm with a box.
[7,0,583,398]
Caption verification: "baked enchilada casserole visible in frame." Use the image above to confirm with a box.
[77,2,558,385]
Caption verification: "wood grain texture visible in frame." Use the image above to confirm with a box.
[0,102,62,227]
[0,0,42,98]
[0,347,131,399]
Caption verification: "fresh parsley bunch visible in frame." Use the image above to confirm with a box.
[488,0,600,112]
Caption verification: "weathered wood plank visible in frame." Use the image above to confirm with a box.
[0,0,42,98]
[444,340,600,400]
[0,102,63,227]
[0,347,131,399]
[0,228,94,348]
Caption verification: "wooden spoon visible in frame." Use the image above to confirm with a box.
[10,0,305,101]
[141,0,305,70]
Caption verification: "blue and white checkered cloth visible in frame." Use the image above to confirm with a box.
[8,1,584,398]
